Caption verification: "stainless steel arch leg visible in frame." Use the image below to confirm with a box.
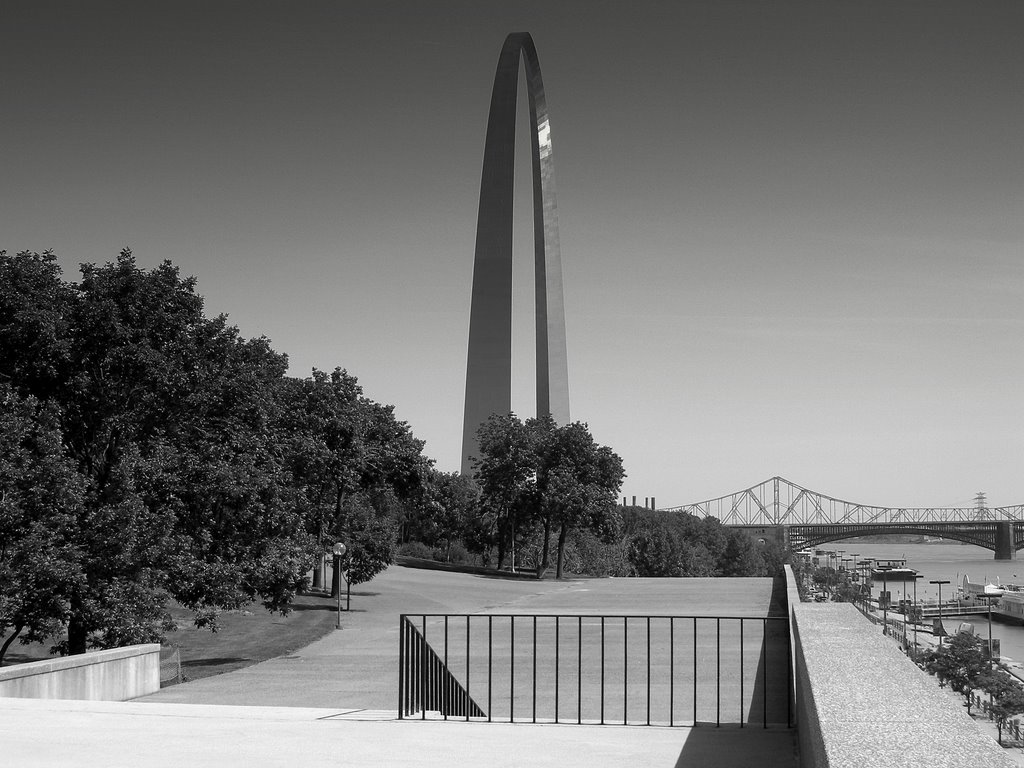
[461,32,570,473]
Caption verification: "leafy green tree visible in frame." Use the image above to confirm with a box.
[472,415,625,578]
[472,414,540,570]
[407,470,480,561]
[276,368,429,591]
[335,494,399,586]
[923,631,990,714]
[532,419,625,579]
[1,251,320,653]
[627,519,683,577]
[0,385,83,663]
[983,669,1024,745]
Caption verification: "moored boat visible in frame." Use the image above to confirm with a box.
[962,575,1004,601]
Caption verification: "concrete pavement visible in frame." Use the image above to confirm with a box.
[141,567,778,709]
[1,697,798,767]
[2,567,798,766]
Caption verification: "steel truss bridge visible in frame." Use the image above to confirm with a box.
[661,477,1024,559]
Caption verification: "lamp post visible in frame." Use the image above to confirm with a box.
[878,565,892,635]
[333,542,347,629]
[931,579,950,648]
[985,594,997,669]
[912,574,924,660]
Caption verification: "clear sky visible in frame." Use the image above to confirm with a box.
[3,1,1023,509]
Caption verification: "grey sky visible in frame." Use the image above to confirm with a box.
[3,1,1023,507]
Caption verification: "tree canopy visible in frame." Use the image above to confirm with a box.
[471,414,625,579]
[0,249,429,658]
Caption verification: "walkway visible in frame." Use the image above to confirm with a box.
[142,566,780,709]
[3,567,798,767]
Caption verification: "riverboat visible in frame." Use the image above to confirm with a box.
[997,586,1024,625]
[962,575,1004,602]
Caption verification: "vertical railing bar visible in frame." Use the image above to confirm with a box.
[600,616,605,725]
[411,618,415,716]
[646,616,651,726]
[421,615,427,720]
[398,616,405,719]
[623,616,628,725]
[488,615,493,722]
[510,615,515,722]
[739,618,744,728]
[577,616,582,725]
[763,617,768,729]
[692,617,697,723]
[669,617,675,727]
[444,616,449,720]
[532,615,537,723]
[555,616,560,723]
[787,618,793,728]
[716,617,721,727]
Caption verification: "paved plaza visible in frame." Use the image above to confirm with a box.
[2,567,799,766]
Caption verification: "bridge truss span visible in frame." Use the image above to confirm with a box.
[662,476,1024,527]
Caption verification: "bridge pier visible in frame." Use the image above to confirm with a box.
[995,522,1016,560]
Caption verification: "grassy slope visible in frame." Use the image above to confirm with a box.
[1,591,340,681]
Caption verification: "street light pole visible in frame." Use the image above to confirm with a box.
[879,566,892,636]
[931,579,950,648]
[912,574,923,660]
[986,595,996,669]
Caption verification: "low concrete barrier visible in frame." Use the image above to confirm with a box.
[0,644,160,701]
[784,567,1015,768]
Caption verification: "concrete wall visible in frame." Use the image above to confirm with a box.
[784,567,1016,767]
[0,644,160,701]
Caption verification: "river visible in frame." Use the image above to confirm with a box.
[817,540,1024,661]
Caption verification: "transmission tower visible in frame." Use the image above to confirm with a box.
[974,491,988,520]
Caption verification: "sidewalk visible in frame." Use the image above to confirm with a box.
[1,568,798,767]
[141,567,777,709]
[0,697,798,768]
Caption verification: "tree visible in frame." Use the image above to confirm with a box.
[472,414,625,579]
[0,385,83,663]
[472,414,540,571]
[276,368,430,591]
[984,669,1024,745]
[923,631,990,714]
[406,470,480,561]
[1,251,321,653]
[533,419,625,579]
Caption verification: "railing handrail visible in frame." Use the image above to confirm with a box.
[398,612,792,728]
[400,612,788,620]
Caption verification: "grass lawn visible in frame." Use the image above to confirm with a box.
[0,590,341,682]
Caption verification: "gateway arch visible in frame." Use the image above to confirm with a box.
[461,32,570,473]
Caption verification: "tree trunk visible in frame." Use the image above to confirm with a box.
[67,616,88,655]
[331,553,342,598]
[0,624,23,665]
[539,517,552,577]
[312,556,324,590]
[555,523,568,580]
[510,514,516,572]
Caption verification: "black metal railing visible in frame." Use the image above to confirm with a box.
[398,614,791,727]
[398,616,485,718]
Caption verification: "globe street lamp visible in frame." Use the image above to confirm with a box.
[930,579,950,648]
[333,542,347,629]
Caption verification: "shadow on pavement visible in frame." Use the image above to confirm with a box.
[672,726,798,767]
